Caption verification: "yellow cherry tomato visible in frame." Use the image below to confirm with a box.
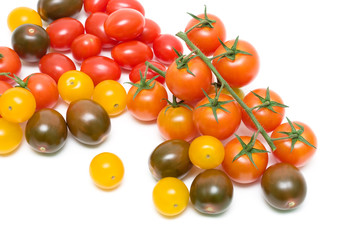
[0,87,36,123]
[0,118,23,155]
[152,177,189,217]
[7,7,43,32]
[92,80,126,117]
[89,152,125,190]
[209,85,245,100]
[58,70,94,103]
[189,135,225,169]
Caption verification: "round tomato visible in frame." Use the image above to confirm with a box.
[89,152,124,190]
[136,18,161,44]
[222,135,268,184]
[271,120,317,167]
[0,118,23,155]
[58,70,94,103]
[92,80,127,117]
[84,0,109,13]
[0,81,13,95]
[129,61,166,84]
[106,0,145,15]
[46,17,84,52]
[153,34,183,65]
[188,135,225,169]
[212,38,259,88]
[37,0,83,22]
[126,80,168,121]
[71,34,102,62]
[165,56,212,103]
[0,47,21,83]
[242,88,286,133]
[7,7,42,32]
[39,53,76,83]
[152,177,189,217]
[193,93,241,140]
[104,8,145,41]
[111,40,153,70]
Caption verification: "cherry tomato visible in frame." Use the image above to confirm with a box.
[84,0,109,13]
[212,39,260,88]
[0,87,36,123]
[185,12,226,56]
[193,93,241,140]
[106,0,145,15]
[89,152,124,190]
[46,17,84,52]
[271,121,317,167]
[81,56,121,86]
[11,24,50,63]
[135,18,161,44]
[58,70,94,103]
[39,53,76,83]
[0,118,23,155]
[208,85,245,100]
[71,34,102,62]
[165,56,212,103]
[23,73,59,110]
[37,0,83,22]
[0,81,13,95]
[157,104,198,142]
[129,61,166,84]
[152,177,189,217]
[104,8,145,41]
[222,135,268,184]
[111,41,153,70]
[241,88,286,133]
[7,7,43,32]
[126,80,168,121]
[153,34,183,65]
[188,135,225,169]
[0,47,21,83]
[85,12,118,49]
[92,80,127,117]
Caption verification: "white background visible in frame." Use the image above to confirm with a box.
[1,0,359,239]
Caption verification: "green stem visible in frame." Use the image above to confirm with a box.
[145,61,166,78]
[176,31,277,151]
[0,54,3,59]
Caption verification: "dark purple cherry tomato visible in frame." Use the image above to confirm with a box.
[37,0,83,22]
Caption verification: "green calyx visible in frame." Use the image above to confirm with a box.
[186,5,216,34]
[232,132,269,170]
[250,87,288,113]
[0,54,3,59]
[174,49,197,76]
[163,95,192,115]
[213,36,252,61]
[126,65,158,99]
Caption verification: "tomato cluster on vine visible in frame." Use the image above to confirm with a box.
[0,0,317,216]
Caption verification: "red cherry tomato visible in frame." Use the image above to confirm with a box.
[85,12,118,49]
[0,47,21,83]
[104,8,145,42]
[135,18,161,44]
[129,60,166,84]
[80,56,121,86]
[153,34,183,65]
[39,53,76,83]
[84,0,109,13]
[111,41,153,70]
[106,0,145,15]
[71,34,102,62]
[0,81,13,95]
[46,17,84,52]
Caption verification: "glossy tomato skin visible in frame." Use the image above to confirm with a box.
[80,56,121,85]
[111,41,153,70]
[153,34,183,65]
[222,136,268,184]
[271,121,317,167]
[185,13,226,56]
[242,88,285,133]
[261,163,307,210]
[37,0,83,22]
[0,47,21,83]
[25,108,67,153]
[193,94,241,140]
[190,169,233,215]
[149,139,193,180]
[0,118,23,155]
[129,61,166,84]
[136,18,161,44]
[23,73,59,110]
[126,81,168,121]
[106,0,145,15]
[212,39,259,88]
[39,53,76,83]
[46,17,84,52]
[66,99,111,145]
[11,24,50,63]
[0,82,13,96]
[84,0,109,13]
[85,12,118,49]
[104,8,145,42]
[71,34,102,62]
[7,7,43,32]
[165,56,212,103]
